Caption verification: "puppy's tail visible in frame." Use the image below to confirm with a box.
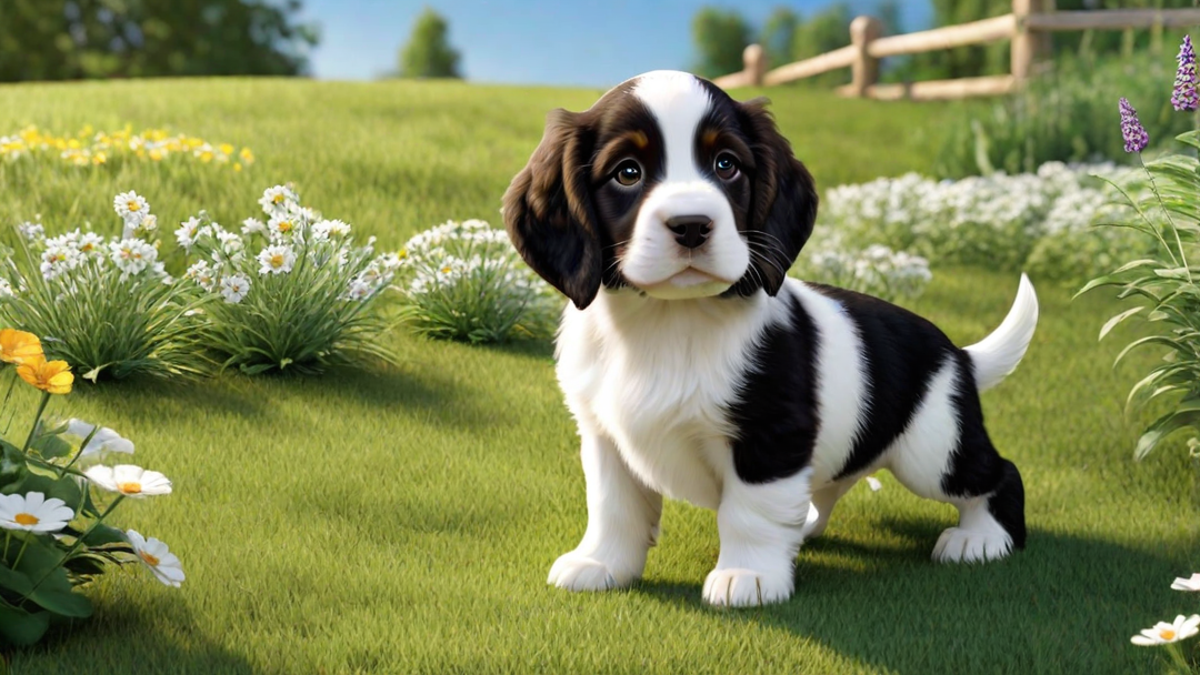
[963,274,1038,393]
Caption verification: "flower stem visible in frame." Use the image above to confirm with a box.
[22,494,123,599]
[10,537,30,570]
[57,425,100,478]
[1139,154,1191,281]
[2,531,9,562]
[1165,642,1192,673]
[21,392,50,454]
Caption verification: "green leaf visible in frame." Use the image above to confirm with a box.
[30,433,72,460]
[0,440,26,489]
[1098,306,1143,341]
[1135,408,1200,460]
[0,600,50,647]
[8,471,82,508]
[0,560,33,596]
[25,579,93,618]
[76,523,126,547]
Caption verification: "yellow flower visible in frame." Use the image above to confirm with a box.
[239,147,254,163]
[17,358,73,395]
[0,329,43,365]
[218,143,234,155]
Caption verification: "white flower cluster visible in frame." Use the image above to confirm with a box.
[401,220,549,299]
[818,161,1142,280]
[180,185,399,305]
[798,242,932,302]
[13,191,169,286]
[397,219,560,341]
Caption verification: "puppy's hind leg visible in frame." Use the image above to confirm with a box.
[887,353,1026,564]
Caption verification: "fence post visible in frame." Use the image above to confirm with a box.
[1011,0,1045,84]
[743,44,766,86]
[849,16,883,98]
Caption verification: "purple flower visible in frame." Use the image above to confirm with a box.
[1120,97,1149,153]
[1173,35,1197,111]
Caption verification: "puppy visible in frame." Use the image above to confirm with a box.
[502,70,1038,607]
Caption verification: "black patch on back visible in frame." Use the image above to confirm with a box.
[726,292,820,484]
[807,284,959,481]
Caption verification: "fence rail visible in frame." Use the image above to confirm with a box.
[711,1,1200,101]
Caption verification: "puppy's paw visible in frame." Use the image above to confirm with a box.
[932,527,1012,564]
[702,568,793,607]
[547,552,628,592]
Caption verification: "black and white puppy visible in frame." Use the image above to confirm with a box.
[503,70,1038,607]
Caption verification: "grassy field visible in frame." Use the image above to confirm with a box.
[0,78,1196,675]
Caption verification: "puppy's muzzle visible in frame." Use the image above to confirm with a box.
[665,215,713,250]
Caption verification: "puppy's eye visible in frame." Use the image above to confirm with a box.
[714,153,740,180]
[614,160,642,187]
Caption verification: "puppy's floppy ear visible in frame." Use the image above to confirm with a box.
[503,109,602,310]
[737,97,818,297]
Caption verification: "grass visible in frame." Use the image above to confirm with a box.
[0,78,1194,675]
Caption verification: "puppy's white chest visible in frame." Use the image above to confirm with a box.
[556,292,783,509]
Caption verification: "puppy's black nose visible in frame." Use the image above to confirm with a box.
[665,215,712,250]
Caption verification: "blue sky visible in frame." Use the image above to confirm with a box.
[300,1,933,87]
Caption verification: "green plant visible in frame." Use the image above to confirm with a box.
[0,328,182,648]
[934,53,1195,179]
[180,185,400,375]
[0,192,208,381]
[396,219,560,343]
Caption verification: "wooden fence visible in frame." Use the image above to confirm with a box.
[712,1,1200,100]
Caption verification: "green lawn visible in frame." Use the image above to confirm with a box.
[0,78,1196,675]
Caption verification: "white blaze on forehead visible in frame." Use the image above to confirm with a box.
[630,71,712,182]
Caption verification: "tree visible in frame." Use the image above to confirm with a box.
[0,0,319,82]
[759,7,799,73]
[691,7,751,79]
[398,7,461,79]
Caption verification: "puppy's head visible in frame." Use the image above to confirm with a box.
[503,70,818,309]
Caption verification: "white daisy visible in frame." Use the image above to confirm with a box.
[139,213,158,233]
[125,530,185,587]
[75,231,105,256]
[215,227,244,257]
[0,492,74,533]
[176,217,203,250]
[113,191,149,226]
[241,218,267,236]
[267,216,298,240]
[258,185,297,215]
[186,260,218,291]
[108,239,157,277]
[84,464,172,498]
[17,221,44,241]
[0,278,14,299]
[40,244,83,280]
[347,279,372,301]
[257,244,296,275]
[1131,615,1200,646]
[220,274,251,304]
[1172,573,1200,592]
[65,418,134,458]
[313,219,351,241]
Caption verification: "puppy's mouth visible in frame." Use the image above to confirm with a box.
[633,267,738,300]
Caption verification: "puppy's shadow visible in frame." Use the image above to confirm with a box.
[636,518,1194,675]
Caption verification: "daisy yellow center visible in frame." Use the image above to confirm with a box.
[271,254,285,268]
[81,243,92,252]
[278,221,293,233]
[441,266,451,273]
[272,194,285,204]
[139,551,160,567]
[14,513,38,526]
[1161,629,1176,640]
[127,201,141,212]
[118,481,142,494]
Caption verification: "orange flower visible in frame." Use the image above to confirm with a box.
[0,329,43,365]
[17,358,73,395]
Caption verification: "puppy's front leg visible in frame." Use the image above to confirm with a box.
[703,468,812,607]
[548,432,662,592]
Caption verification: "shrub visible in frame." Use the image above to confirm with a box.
[818,161,1147,283]
[933,53,1194,179]
[0,192,208,381]
[396,220,560,343]
[792,243,932,303]
[0,329,182,648]
[179,185,400,375]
